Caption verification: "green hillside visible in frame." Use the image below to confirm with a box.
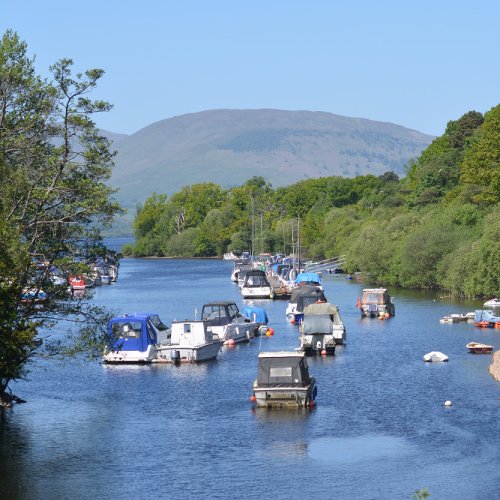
[109,109,433,211]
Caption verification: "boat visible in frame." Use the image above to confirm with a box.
[103,313,169,363]
[201,301,259,344]
[285,285,326,323]
[299,302,346,354]
[474,309,500,328]
[242,305,270,335]
[358,288,395,318]
[483,298,500,308]
[439,312,475,324]
[69,275,86,291]
[423,351,449,362]
[251,352,317,408]
[156,320,222,363]
[240,269,274,299]
[93,263,111,284]
[21,287,48,303]
[294,272,323,290]
[466,342,494,354]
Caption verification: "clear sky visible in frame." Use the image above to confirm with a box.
[2,0,498,136]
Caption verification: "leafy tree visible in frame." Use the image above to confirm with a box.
[460,104,500,205]
[0,31,121,403]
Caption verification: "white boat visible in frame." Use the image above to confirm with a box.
[358,288,395,318]
[299,302,346,354]
[240,269,274,299]
[156,320,222,363]
[484,298,500,308]
[466,342,494,354]
[251,352,317,408]
[201,301,259,344]
[423,351,449,362]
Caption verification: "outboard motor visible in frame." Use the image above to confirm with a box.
[171,349,181,365]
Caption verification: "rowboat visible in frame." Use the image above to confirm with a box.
[466,342,494,354]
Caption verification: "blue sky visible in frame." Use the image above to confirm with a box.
[2,0,499,136]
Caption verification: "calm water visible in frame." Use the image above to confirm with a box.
[1,257,499,499]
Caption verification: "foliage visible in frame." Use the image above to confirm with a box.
[128,102,499,298]
[0,31,121,401]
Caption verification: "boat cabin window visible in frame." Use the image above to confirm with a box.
[146,321,156,341]
[203,305,221,320]
[270,366,292,378]
[149,314,168,331]
[227,303,239,319]
[363,292,385,304]
[113,321,142,338]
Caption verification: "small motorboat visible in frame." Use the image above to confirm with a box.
[103,313,170,363]
[299,302,346,354]
[251,351,317,408]
[483,298,500,308]
[423,351,449,362]
[156,320,222,363]
[201,301,259,344]
[358,288,395,318]
[466,342,494,354]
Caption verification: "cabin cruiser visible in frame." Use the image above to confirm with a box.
[240,269,274,299]
[103,312,169,363]
[251,352,317,408]
[358,288,395,318]
[156,320,222,363]
[299,302,346,354]
[285,285,326,323]
[201,301,259,344]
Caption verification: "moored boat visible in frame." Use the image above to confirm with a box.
[201,301,259,344]
[483,298,500,308]
[466,342,494,354]
[240,269,274,299]
[285,285,326,323]
[103,313,167,363]
[251,351,317,409]
[357,288,395,318]
[156,320,222,363]
[299,301,346,354]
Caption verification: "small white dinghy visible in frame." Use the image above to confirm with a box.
[423,351,449,362]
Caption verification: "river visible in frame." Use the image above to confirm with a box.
[1,256,499,499]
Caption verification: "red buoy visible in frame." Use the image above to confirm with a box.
[249,395,256,403]
[290,318,295,324]
[321,349,327,356]
[309,399,315,408]
[268,328,274,336]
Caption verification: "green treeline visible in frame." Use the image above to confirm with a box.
[124,106,500,298]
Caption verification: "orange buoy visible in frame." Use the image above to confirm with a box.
[249,395,256,403]
[290,318,295,324]
[268,328,274,336]
[226,338,236,346]
[385,312,391,319]
[321,349,327,356]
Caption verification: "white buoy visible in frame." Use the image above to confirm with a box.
[444,400,452,407]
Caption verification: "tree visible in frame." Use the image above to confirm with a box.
[460,104,500,205]
[0,31,121,404]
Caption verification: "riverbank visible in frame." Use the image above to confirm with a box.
[489,350,500,382]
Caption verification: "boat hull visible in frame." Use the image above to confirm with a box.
[253,382,316,408]
[156,342,221,363]
[300,334,336,355]
[103,345,157,364]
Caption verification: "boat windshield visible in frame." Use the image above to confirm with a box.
[112,321,142,338]
[149,314,168,331]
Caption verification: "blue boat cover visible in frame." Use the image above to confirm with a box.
[107,313,157,352]
[295,272,321,284]
[243,306,268,324]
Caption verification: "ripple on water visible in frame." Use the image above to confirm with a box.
[308,434,412,464]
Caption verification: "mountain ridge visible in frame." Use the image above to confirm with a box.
[106,109,434,210]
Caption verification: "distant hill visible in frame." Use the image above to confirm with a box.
[107,109,434,211]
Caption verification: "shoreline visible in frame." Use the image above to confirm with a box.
[488,351,500,382]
